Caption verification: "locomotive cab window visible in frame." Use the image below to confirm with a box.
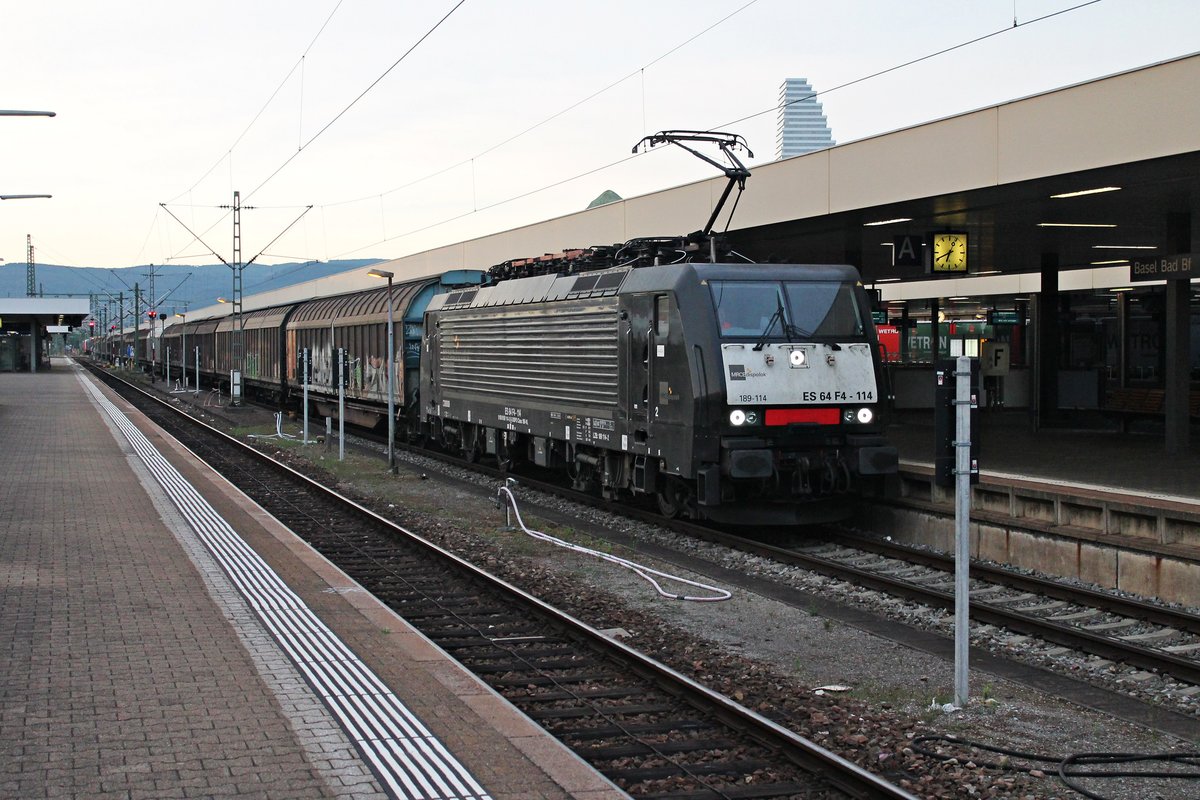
[784,282,863,337]
[711,280,864,340]
[709,281,788,338]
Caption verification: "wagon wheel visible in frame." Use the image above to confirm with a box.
[495,435,515,473]
[656,476,695,519]
[462,433,482,464]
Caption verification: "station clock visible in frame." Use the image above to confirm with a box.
[929,231,968,273]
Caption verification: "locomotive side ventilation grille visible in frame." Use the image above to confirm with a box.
[436,307,619,407]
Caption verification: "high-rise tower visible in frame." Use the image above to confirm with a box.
[775,78,834,159]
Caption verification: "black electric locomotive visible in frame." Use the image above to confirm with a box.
[420,248,896,524]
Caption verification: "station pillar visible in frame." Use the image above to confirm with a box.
[1163,211,1193,454]
[1116,292,1129,389]
[929,297,941,363]
[1034,253,1060,429]
[30,322,39,374]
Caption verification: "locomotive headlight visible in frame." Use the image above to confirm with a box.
[745,410,759,425]
[841,407,875,424]
[789,349,806,367]
[729,409,747,426]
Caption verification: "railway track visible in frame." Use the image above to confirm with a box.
[285,390,1200,693]
[85,363,916,799]
[792,535,1200,686]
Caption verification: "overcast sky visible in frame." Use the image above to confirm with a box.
[3,0,1197,270]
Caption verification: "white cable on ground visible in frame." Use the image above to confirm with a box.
[248,411,297,441]
[496,482,731,603]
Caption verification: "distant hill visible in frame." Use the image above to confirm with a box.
[587,189,622,209]
[0,259,383,316]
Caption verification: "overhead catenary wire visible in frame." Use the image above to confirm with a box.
[321,0,762,210]
[327,0,1101,263]
[330,150,646,259]
[166,0,347,205]
[157,0,758,266]
[714,0,1103,131]
[159,0,1102,271]
[244,0,468,202]
[154,2,463,267]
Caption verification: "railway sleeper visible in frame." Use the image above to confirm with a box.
[488,672,617,688]
[527,702,679,721]
[631,781,835,800]
[467,657,596,674]
[558,719,720,741]
[514,687,650,703]
[604,758,773,782]
[576,737,740,760]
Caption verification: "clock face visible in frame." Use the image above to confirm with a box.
[931,232,968,272]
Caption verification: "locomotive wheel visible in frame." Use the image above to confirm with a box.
[656,476,694,519]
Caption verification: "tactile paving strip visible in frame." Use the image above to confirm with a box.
[82,376,492,800]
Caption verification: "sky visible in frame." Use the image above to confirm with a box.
[2,0,1198,271]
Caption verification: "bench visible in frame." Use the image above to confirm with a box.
[1103,387,1200,430]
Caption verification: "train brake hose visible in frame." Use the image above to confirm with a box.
[912,734,1200,800]
[495,481,731,603]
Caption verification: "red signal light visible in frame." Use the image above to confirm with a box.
[88,320,96,329]
[147,310,157,319]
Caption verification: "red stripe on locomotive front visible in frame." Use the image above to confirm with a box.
[765,407,840,426]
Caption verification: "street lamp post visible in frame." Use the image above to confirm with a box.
[368,268,396,474]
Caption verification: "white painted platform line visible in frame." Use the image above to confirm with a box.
[82,378,492,800]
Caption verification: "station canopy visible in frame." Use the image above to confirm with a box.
[0,297,91,333]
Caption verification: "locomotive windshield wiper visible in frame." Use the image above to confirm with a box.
[752,306,783,351]
[753,300,806,350]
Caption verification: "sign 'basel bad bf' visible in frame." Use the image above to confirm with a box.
[1130,253,1195,282]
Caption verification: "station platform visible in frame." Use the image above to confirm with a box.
[878,407,1200,606]
[887,407,1200,502]
[0,362,623,800]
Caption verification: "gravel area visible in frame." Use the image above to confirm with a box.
[142,380,1199,800]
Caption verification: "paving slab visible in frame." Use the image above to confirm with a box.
[0,364,624,800]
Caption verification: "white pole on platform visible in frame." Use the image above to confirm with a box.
[176,313,187,389]
[337,346,346,462]
[302,348,310,445]
[954,354,972,708]
[368,268,398,475]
